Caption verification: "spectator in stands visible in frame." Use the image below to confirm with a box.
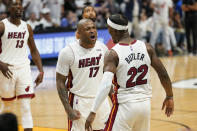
[182,0,197,55]
[43,0,64,26]
[174,0,183,18]
[0,0,6,14]
[0,12,7,20]
[27,12,40,31]
[150,0,174,56]
[39,8,58,30]
[141,0,154,17]
[94,0,111,28]
[64,0,77,12]
[61,10,78,29]
[167,25,179,54]
[121,0,142,35]
[173,12,185,51]
[22,0,43,20]
[0,113,18,131]
[135,11,152,42]
[81,1,106,29]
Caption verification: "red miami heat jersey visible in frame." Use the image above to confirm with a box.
[0,18,30,65]
[112,40,152,103]
[67,41,107,97]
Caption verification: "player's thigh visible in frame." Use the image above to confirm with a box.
[112,100,151,131]
[111,114,131,131]
[72,96,110,130]
[112,103,136,131]
[15,65,33,97]
[0,71,16,98]
[71,95,91,131]
[133,100,151,131]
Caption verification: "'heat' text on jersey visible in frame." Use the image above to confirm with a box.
[125,53,145,64]
[79,54,102,68]
[7,31,26,39]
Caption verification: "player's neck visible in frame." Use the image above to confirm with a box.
[80,41,95,49]
[8,17,21,26]
[118,35,134,45]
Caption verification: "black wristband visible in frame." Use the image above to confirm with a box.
[166,96,173,99]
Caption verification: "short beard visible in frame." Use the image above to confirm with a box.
[90,17,96,22]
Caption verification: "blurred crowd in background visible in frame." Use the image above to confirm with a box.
[0,0,196,57]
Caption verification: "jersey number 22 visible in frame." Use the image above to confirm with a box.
[126,64,148,88]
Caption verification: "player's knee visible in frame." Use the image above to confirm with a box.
[20,98,31,112]
[0,101,15,113]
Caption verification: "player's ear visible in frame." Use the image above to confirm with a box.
[76,31,80,39]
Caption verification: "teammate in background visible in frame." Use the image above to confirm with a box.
[85,14,174,131]
[150,0,174,56]
[0,0,44,131]
[56,19,110,131]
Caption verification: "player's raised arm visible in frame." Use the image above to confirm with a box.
[27,24,43,86]
[146,43,174,117]
[85,49,118,131]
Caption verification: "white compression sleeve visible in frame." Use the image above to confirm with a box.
[19,98,33,129]
[91,72,114,113]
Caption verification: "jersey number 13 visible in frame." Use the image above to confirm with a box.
[16,40,24,48]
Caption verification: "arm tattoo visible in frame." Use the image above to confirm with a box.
[56,76,72,115]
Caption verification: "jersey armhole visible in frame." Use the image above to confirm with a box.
[144,43,152,64]
[111,49,119,68]
[67,44,75,66]
[0,21,5,37]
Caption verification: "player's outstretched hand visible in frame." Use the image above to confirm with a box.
[34,72,44,87]
[0,62,13,79]
[162,97,174,117]
[68,109,81,121]
[85,112,96,131]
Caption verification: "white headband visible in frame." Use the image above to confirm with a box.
[107,18,128,30]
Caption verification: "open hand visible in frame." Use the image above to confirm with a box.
[34,72,44,87]
[0,62,13,79]
[162,97,174,117]
[85,112,96,131]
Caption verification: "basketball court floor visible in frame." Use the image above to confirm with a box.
[2,55,197,131]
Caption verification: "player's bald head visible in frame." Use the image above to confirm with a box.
[77,19,93,31]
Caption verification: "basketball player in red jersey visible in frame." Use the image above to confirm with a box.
[0,0,43,131]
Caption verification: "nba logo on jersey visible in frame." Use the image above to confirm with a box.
[130,46,133,51]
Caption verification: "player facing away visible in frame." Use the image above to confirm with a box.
[0,0,44,131]
[85,14,174,131]
[56,19,110,131]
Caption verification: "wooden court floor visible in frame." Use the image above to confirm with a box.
[2,55,197,131]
